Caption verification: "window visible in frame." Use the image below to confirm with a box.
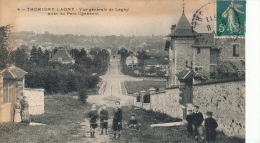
[210,65,216,78]
[197,48,201,54]
[143,94,150,103]
[136,96,141,102]
[233,44,239,57]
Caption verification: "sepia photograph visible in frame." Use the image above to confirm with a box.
[0,0,258,142]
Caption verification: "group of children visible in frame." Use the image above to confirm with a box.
[186,105,218,143]
[87,101,139,139]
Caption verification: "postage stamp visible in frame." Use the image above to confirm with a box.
[0,0,250,142]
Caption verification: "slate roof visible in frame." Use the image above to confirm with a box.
[167,13,194,37]
[219,60,245,75]
[50,48,74,61]
[145,58,168,66]
[1,65,27,79]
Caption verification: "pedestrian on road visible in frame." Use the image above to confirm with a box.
[112,101,122,139]
[88,103,99,138]
[99,104,109,135]
[204,111,218,143]
[192,105,205,143]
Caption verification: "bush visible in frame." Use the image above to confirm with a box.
[78,88,88,104]
[25,68,99,94]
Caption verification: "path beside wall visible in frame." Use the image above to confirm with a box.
[24,88,44,115]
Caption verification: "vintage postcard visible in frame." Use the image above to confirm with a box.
[0,0,255,142]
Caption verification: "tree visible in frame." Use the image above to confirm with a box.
[30,46,38,64]
[43,49,50,63]
[137,50,150,67]
[78,88,88,104]
[15,47,29,68]
[89,47,101,56]
[37,47,44,64]
[76,48,87,64]
[0,25,11,70]
[53,47,58,54]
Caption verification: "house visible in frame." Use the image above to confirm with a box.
[0,65,27,122]
[165,12,245,87]
[125,54,138,67]
[49,47,75,64]
[145,58,168,69]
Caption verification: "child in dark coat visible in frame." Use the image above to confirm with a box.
[186,109,193,138]
[204,111,218,143]
[88,103,99,138]
[128,114,139,130]
[99,104,108,135]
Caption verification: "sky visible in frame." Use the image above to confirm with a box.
[0,0,216,36]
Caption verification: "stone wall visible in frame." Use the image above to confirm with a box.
[174,39,194,85]
[24,88,44,115]
[216,37,245,59]
[194,47,210,77]
[193,80,245,137]
[150,88,184,119]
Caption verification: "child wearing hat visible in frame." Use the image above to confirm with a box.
[204,111,218,143]
[186,109,193,138]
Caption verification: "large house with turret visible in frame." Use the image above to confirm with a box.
[165,12,245,88]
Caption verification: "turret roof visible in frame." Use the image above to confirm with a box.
[167,13,194,37]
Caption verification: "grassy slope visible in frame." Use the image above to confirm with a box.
[124,81,166,94]
[0,94,245,143]
[0,94,90,143]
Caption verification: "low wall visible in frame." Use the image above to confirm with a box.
[193,80,245,137]
[142,103,151,110]
[24,88,44,115]
[150,89,184,119]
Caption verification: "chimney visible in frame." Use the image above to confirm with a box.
[171,25,176,33]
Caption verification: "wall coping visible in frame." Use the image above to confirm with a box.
[150,91,166,95]
[24,88,45,92]
[194,78,245,86]
[165,85,179,90]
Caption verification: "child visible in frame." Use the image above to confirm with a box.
[192,105,205,142]
[186,109,193,138]
[99,104,108,135]
[112,101,122,139]
[204,111,218,143]
[128,114,139,130]
[88,103,99,138]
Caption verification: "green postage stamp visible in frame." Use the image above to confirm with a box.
[216,0,246,36]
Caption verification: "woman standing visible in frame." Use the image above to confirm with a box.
[21,96,30,123]
[13,98,22,123]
